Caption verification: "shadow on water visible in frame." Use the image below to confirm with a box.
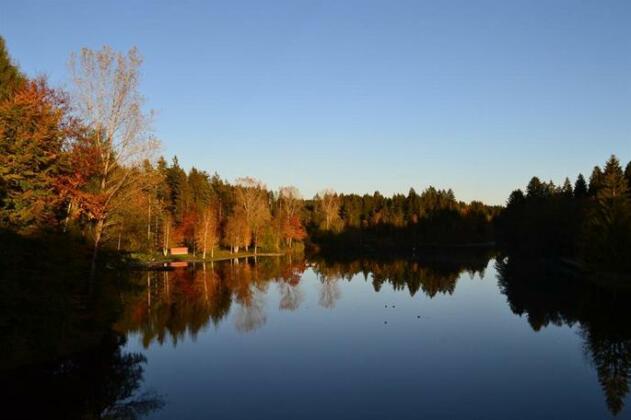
[0,230,164,419]
[496,256,631,416]
[1,332,163,419]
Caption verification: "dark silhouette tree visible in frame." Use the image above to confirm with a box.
[574,173,588,198]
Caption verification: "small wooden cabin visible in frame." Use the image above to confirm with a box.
[170,247,188,256]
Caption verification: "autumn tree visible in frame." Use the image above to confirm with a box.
[278,186,305,248]
[0,79,72,233]
[68,46,159,275]
[196,203,219,259]
[224,209,250,253]
[315,189,341,231]
[234,177,271,253]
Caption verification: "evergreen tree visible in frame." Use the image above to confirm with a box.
[526,177,545,198]
[588,166,604,196]
[574,174,588,198]
[562,177,573,198]
[583,155,631,269]
[165,156,190,223]
[0,36,25,101]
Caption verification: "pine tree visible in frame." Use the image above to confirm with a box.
[574,174,588,198]
[583,155,631,268]
[562,177,573,198]
[526,177,545,198]
[600,156,628,199]
[588,166,604,196]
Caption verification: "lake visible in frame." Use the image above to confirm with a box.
[2,254,630,419]
[102,255,630,419]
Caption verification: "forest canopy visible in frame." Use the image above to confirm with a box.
[1,37,629,278]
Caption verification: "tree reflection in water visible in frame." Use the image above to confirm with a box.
[1,333,163,419]
[111,252,631,417]
[311,252,491,298]
[115,253,492,343]
[497,256,631,416]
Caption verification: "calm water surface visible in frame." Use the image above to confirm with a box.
[110,256,631,419]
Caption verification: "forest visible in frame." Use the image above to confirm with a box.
[2,33,631,420]
[495,155,631,275]
[2,38,631,279]
[0,38,499,273]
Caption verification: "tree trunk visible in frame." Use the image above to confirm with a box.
[202,220,208,259]
[63,199,73,233]
[147,201,151,245]
[90,217,105,284]
[163,221,170,256]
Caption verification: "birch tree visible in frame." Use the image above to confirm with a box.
[196,203,219,259]
[69,46,159,275]
[235,177,270,253]
[315,189,341,231]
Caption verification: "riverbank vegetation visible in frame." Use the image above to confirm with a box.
[1,38,499,273]
[1,36,630,279]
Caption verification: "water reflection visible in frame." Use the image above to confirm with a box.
[114,258,309,343]
[497,256,631,415]
[115,253,492,345]
[3,250,631,418]
[311,255,489,298]
[0,332,163,419]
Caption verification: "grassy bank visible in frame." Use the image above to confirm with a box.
[129,248,292,268]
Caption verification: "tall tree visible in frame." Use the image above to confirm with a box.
[315,189,341,231]
[588,166,604,196]
[574,174,588,198]
[234,177,270,253]
[0,79,71,233]
[278,186,305,248]
[583,156,631,268]
[69,46,159,276]
[196,203,219,259]
[224,208,250,253]
[561,177,573,198]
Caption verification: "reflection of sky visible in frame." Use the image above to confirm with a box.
[125,261,615,419]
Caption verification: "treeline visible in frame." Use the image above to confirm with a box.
[0,38,498,270]
[128,158,308,257]
[496,155,631,273]
[307,188,499,256]
[0,39,310,269]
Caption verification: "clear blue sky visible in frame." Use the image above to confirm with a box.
[2,0,631,204]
